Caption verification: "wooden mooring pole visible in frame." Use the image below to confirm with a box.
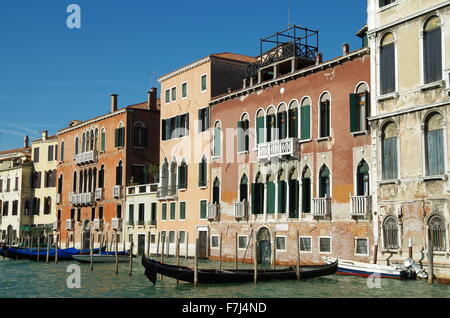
[37,235,40,262]
[46,234,50,264]
[147,232,151,257]
[296,231,301,280]
[185,232,189,259]
[55,233,59,264]
[115,230,119,275]
[219,233,222,270]
[235,233,238,270]
[90,232,94,271]
[253,234,258,284]
[194,238,199,287]
[160,234,165,281]
[272,231,276,269]
[156,232,160,257]
[176,233,180,284]
[129,241,134,276]
[408,238,413,259]
[428,236,434,284]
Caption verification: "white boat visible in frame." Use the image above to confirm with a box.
[72,254,130,263]
[322,257,417,280]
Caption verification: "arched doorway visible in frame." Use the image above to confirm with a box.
[256,227,271,265]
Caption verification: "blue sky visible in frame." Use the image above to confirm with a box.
[0,0,367,150]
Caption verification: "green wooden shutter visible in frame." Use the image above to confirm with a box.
[251,184,257,214]
[115,129,119,147]
[267,182,275,214]
[214,127,221,156]
[200,200,207,219]
[180,202,186,220]
[301,106,311,140]
[170,202,176,220]
[237,121,243,152]
[256,116,265,144]
[162,203,167,220]
[349,94,358,132]
[325,101,330,137]
[277,181,286,213]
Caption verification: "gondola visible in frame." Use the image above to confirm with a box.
[141,254,338,285]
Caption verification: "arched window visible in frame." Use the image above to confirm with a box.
[73,171,77,193]
[213,177,220,204]
[98,165,105,189]
[319,93,331,138]
[101,128,106,152]
[428,214,446,251]
[300,98,311,140]
[93,168,97,190]
[256,109,265,145]
[266,173,276,215]
[239,174,248,202]
[237,114,250,152]
[381,122,398,180]
[383,216,399,249]
[288,168,299,218]
[74,137,79,155]
[178,160,188,190]
[170,161,177,193]
[60,141,65,162]
[356,160,370,196]
[301,167,311,213]
[425,112,445,176]
[198,156,207,187]
[380,33,396,94]
[89,130,94,151]
[44,197,52,215]
[350,84,370,132]
[252,173,264,215]
[58,174,63,194]
[319,165,330,198]
[116,161,123,186]
[277,103,288,140]
[266,107,277,142]
[278,170,287,215]
[288,101,299,138]
[161,159,169,190]
[94,128,99,151]
[423,16,442,84]
[133,122,147,148]
[213,121,221,157]
[82,132,86,153]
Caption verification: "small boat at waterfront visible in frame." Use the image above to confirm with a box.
[1,246,107,261]
[72,253,130,263]
[141,254,338,285]
[322,257,416,280]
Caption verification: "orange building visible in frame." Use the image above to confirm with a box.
[56,90,160,249]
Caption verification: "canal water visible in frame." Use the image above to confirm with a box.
[0,257,449,298]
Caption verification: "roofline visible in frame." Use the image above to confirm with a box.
[209,47,370,106]
[57,109,127,135]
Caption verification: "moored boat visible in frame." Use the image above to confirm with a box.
[322,257,416,280]
[141,254,338,285]
[1,246,107,261]
[72,254,130,263]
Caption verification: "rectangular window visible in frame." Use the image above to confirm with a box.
[382,137,398,180]
[211,235,219,248]
[299,237,312,252]
[150,234,156,244]
[380,43,396,95]
[319,101,330,138]
[162,203,167,220]
[179,231,186,244]
[99,206,104,219]
[128,204,135,223]
[34,148,40,163]
[171,87,176,102]
[165,89,170,104]
[379,0,395,8]
[276,236,286,251]
[138,203,145,223]
[151,203,157,221]
[179,202,186,220]
[115,127,125,148]
[238,235,247,249]
[182,82,188,98]
[12,200,18,216]
[48,145,54,161]
[424,27,442,84]
[200,200,207,220]
[3,201,8,216]
[14,177,19,191]
[6,179,10,192]
[198,108,209,132]
[201,74,207,92]
[355,238,368,255]
[0,180,2,192]
[170,202,176,220]
[116,205,122,218]
[319,237,331,254]
[169,231,175,244]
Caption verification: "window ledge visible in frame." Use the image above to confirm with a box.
[377,92,398,102]
[378,179,400,185]
[316,137,331,142]
[381,248,400,254]
[211,156,221,161]
[298,139,312,144]
[419,80,445,92]
[178,188,187,192]
[198,185,208,190]
[351,130,369,137]
[423,175,448,182]
[238,151,249,155]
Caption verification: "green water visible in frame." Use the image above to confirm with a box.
[0,257,449,298]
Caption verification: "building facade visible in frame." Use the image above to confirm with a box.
[208,26,373,265]
[57,91,160,249]
[0,141,32,244]
[156,53,256,258]
[368,0,450,280]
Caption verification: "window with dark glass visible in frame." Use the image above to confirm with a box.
[133,123,147,148]
[425,113,445,176]
[380,33,396,95]
[319,94,330,138]
[381,122,398,180]
[423,16,442,84]
[198,108,209,133]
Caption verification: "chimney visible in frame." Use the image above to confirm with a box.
[342,43,350,55]
[42,130,48,141]
[147,87,157,110]
[227,88,232,94]
[24,135,29,148]
[242,79,247,89]
[111,94,118,113]
[315,53,323,65]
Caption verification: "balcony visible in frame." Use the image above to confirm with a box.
[113,185,122,198]
[95,188,103,201]
[93,218,104,230]
[257,138,300,161]
[112,218,122,230]
[70,192,94,206]
[147,220,157,227]
[207,203,220,221]
[350,195,371,218]
[127,183,158,196]
[157,185,177,200]
[65,219,74,230]
[234,201,249,220]
[312,197,332,218]
[75,150,97,165]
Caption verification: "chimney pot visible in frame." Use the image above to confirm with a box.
[315,53,323,65]
[148,87,157,110]
[24,135,29,148]
[343,43,350,55]
[243,79,247,89]
[227,88,232,93]
[111,94,118,113]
